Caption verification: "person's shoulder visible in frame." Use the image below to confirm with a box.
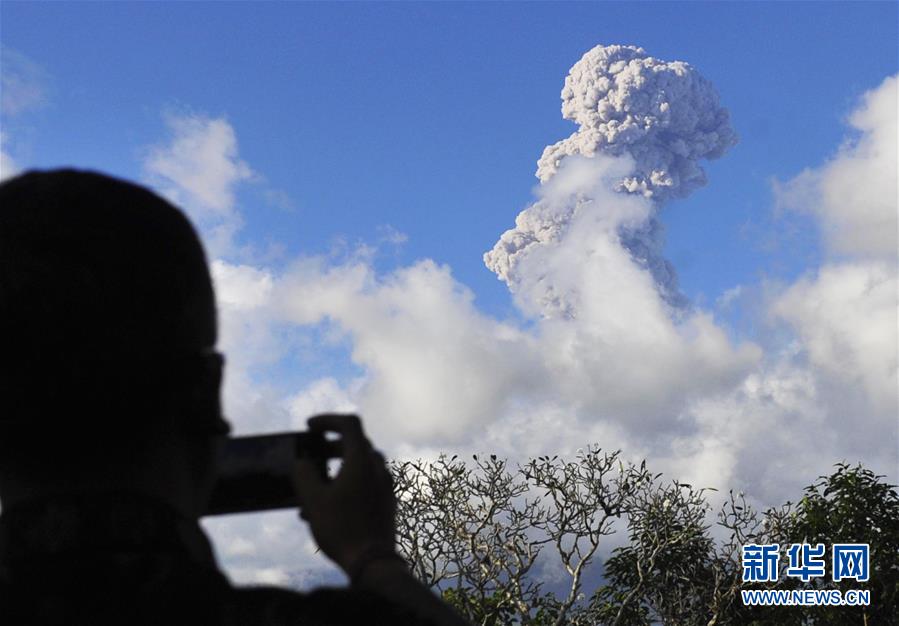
[227,584,441,626]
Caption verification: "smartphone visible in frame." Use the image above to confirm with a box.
[204,431,341,516]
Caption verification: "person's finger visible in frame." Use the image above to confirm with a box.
[307,413,370,457]
[369,450,396,501]
[294,457,326,506]
[372,450,391,480]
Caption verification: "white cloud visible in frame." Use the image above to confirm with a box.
[668,76,898,503]
[675,359,830,505]
[207,259,302,435]
[143,112,254,257]
[284,378,358,430]
[212,260,274,311]
[142,65,896,587]
[254,153,760,466]
[0,133,19,182]
[716,285,743,310]
[1,47,48,117]
[771,262,897,420]
[0,48,50,181]
[750,75,899,494]
[376,224,409,246]
[275,256,540,447]
[662,75,898,506]
[252,72,894,510]
[774,75,898,260]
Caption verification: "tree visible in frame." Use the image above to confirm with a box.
[710,464,898,626]
[591,479,717,625]
[389,453,898,626]
[391,447,651,625]
[781,463,898,625]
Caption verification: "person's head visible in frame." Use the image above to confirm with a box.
[0,169,230,515]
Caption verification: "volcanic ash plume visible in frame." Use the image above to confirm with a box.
[485,44,736,313]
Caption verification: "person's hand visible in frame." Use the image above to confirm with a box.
[292,414,397,577]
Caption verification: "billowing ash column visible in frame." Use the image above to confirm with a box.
[485,44,736,315]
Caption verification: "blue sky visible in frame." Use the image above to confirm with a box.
[2,2,897,586]
[3,2,896,314]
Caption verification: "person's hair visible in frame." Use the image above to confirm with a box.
[0,169,226,478]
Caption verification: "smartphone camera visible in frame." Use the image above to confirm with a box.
[204,431,341,516]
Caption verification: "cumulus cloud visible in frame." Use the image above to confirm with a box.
[200,197,752,473]
[275,257,540,446]
[486,44,736,311]
[679,75,899,505]
[771,263,897,421]
[210,260,281,426]
[143,112,254,256]
[136,57,895,587]
[762,75,898,488]
[774,75,898,260]
[674,357,829,505]
[213,260,275,311]
[188,51,891,489]
[284,378,358,429]
[757,86,897,505]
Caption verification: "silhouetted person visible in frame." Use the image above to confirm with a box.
[0,170,468,626]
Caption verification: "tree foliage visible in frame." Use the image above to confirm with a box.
[389,453,898,626]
